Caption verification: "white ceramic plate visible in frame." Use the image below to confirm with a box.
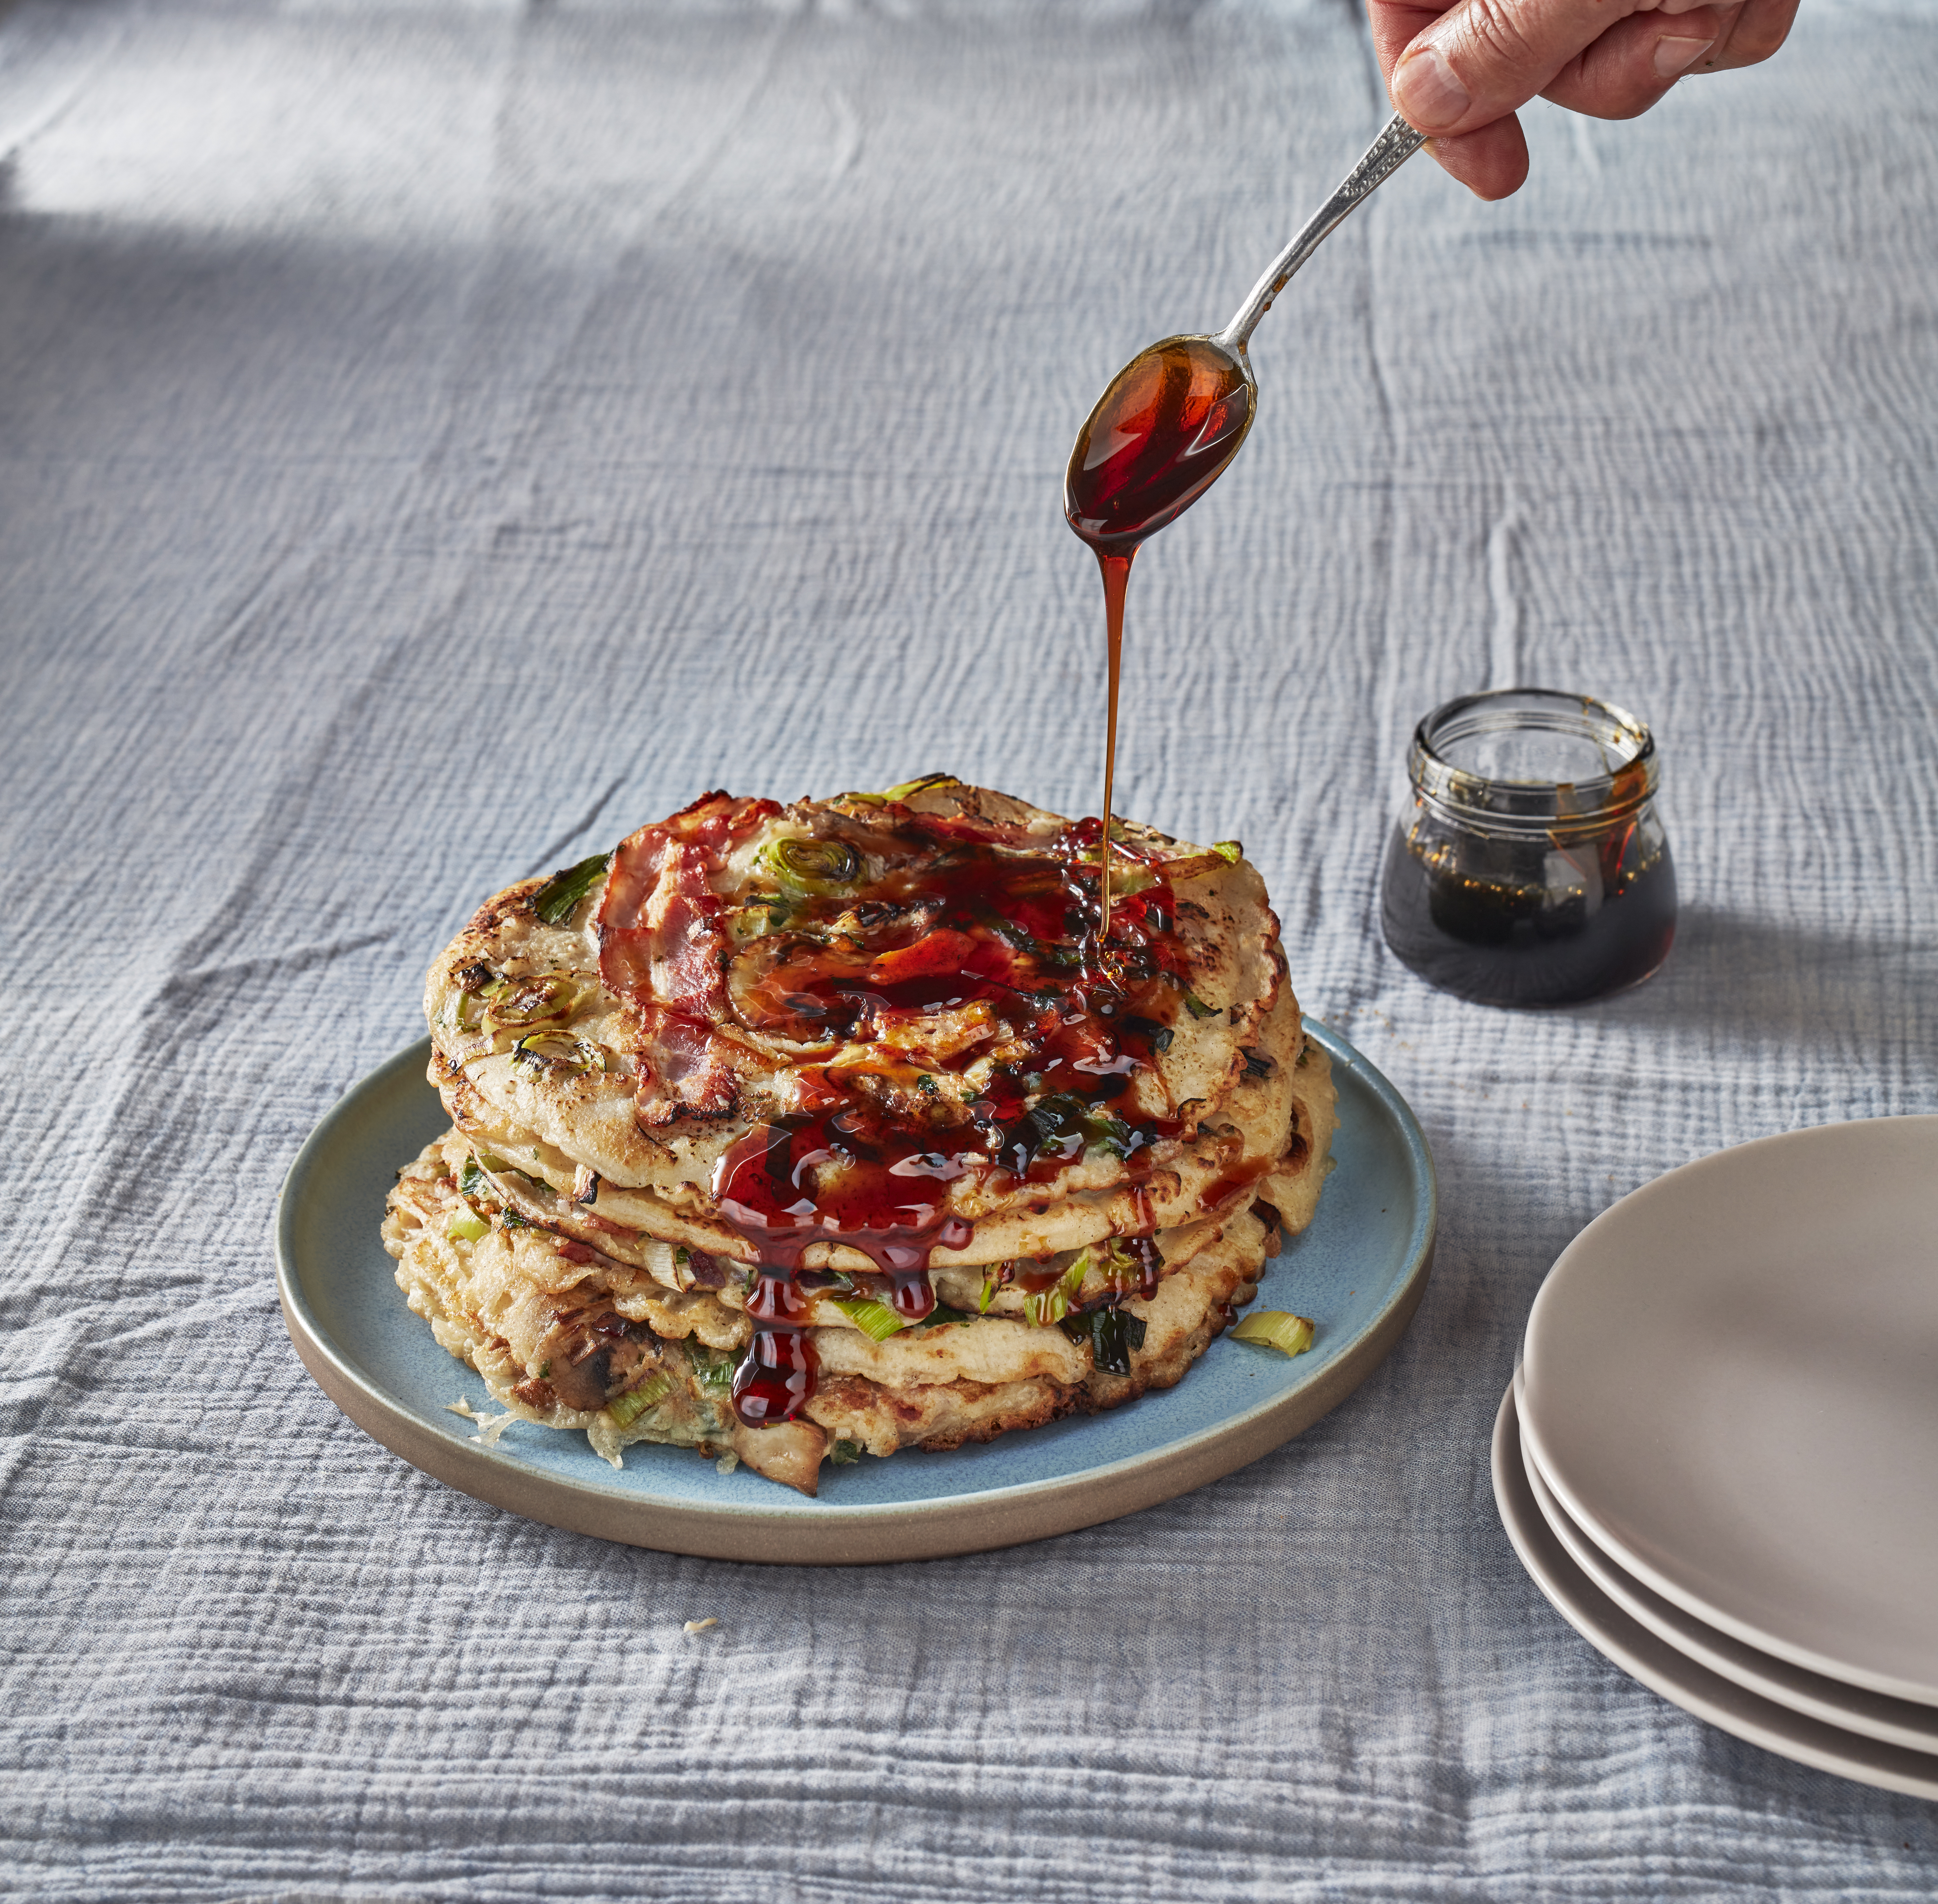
[1514,1372,1938,1755]
[1491,1380,1938,1801]
[276,1022,1435,1565]
[1520,1117,1938,1706]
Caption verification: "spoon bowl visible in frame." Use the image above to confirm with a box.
[1064,334,1255,553]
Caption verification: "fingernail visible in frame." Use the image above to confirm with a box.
[1653,34,1713,79]
[1394,47,1471,132]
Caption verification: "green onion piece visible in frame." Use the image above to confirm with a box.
[606,1371,674,1428]
[687,1344,738,1394]
[510,1030,605,1076]
[1025,1252,1093,1328]
[488,973,583,1028]
[1231,1310,1315,1357]
[458,1156,483,1196]
[832,1297,904,1342]
[1183,991,1219,1020]
[911,1304,976,1331]
[531,851,612,926]
[1095,1306,1147,1374]
[731,897,792,941]
[978,1267,1003,1315]
[1060,1306,1147,1376]
[445,1208,490,1243]
[829,1438,863,1466]
[880,772,961,801]
[1082,1110,1136,1159]
[770,836,860,885]
[1213,840,1242,863]
[1023,1286,1063,1329]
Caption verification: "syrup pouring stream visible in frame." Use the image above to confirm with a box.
[1065,113,1427,937]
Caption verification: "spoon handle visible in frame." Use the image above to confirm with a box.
[1217,113,1427,350]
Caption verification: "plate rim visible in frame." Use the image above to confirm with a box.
[1491,1379,1938,1802]
[1520,1114,1938,1707]
[1513,1372,1938,1755]
[276,1018,1437,1564]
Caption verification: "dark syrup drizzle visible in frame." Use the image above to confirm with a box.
[1064,335,1254,934]
[711,815,1195,1429]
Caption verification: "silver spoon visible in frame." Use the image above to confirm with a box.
[1064,112,1427,551]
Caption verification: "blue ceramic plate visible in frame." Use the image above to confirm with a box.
[277,1022,1435,1563]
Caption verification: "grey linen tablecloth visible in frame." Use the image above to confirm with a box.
[3,0,1935,1895]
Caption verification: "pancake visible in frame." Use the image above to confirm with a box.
[431,980,1334,1270]
[389,777,1338,1494]
[384,1128,1290,1493]
[423,779,1288,1231]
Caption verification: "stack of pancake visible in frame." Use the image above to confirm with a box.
[382,778,1335,1494]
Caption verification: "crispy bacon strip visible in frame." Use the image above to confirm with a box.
[597,791,779,1125]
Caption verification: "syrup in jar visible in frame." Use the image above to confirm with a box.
[1380,689,1677,1007]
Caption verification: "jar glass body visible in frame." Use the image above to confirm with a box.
[1379,688,1677,1007]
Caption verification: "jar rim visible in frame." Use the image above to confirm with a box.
[1408,687,1659,833]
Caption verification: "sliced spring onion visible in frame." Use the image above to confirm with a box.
[510,1030,606,1076]
[1213,840,1242,863]
[978,1266,1004,1315]
[458,1156,483,1196]
[1094,1306,1147,1374]
[1083,1111,1136,1160]
[1183,991,1219,1020]
[829,1439,863,1466]
[730,897,792,941]
[687,1344,738,1394]
[770,836,859,884]
[489,972,583,1027]
[531,851,612,926]
[1060,1305,1147,1376]
[1024,1252,1093,1328]
[606,1371,674,1428]
[832,1297,904,1342]
[1231,1310,1315,1357]
[911,1304,976,1331]
[445,1208,490,1243]
[880,772,961,801]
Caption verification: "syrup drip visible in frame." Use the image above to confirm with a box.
[1095,552,1131,942]
[709,813,1196,1429]
[1064,334,1255,943]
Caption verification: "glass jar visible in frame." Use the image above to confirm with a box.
[1379,688,1677,1007]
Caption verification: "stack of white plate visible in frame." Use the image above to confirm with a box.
[1493,1115,1938,1798]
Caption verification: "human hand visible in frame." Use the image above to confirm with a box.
[1368,0,1802,198]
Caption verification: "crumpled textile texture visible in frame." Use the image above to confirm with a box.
[1,0,1934,1897]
